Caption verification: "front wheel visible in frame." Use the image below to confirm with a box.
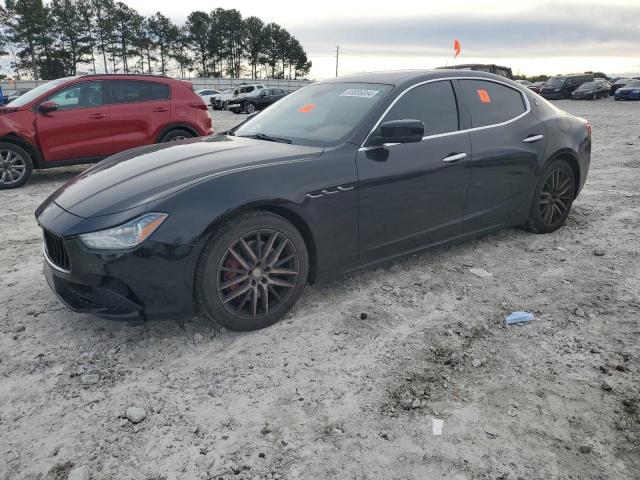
[196,211,309,331]
[523,159,575,234]
[245,102,256,114]
[0,142,33,189]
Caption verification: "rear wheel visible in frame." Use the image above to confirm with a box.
[523,159,575,234]
[196,211,309,331]
[0,142,33,189]
[160,129,194,143]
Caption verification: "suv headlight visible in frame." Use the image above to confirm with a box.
[79,213,168,249]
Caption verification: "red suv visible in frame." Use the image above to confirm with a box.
[0,74,213,189]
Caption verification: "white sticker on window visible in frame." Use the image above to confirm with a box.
[340,89,379,98]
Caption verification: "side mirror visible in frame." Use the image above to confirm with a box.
[372,119,424,146]
[39,101,58,113]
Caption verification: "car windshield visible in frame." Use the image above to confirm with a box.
[6,77,72,107]
[546,77,566,87]
[626,80,640,88]
[578,82,596,90]
[234,82,393,146]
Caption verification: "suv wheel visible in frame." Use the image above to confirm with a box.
[245,102,256,114]
[160,129,194,143]
[0,142,33,189]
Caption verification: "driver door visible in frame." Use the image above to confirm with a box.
[35,80,113,162]
[356,80,471,262]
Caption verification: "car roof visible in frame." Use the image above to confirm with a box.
[318,69,519,87]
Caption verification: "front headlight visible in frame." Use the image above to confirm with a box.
[79,213,168,249]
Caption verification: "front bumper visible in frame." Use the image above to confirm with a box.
[38,202,201,321]
[615,92,640,100]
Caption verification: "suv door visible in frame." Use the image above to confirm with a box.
[456,79,547,230]
[356,80,471,262]
[108,80,171,151]
[35,81,113,162]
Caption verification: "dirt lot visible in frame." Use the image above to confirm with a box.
[1,101,639,480]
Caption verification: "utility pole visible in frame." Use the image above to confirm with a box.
[335,45,339,77]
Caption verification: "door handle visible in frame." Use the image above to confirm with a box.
[523,134,544,143]
[153,107,169,113]
[442,153,467,163]
[90,113,106,119]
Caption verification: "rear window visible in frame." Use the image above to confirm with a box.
[109,80,170,104]
[459,80,526,128]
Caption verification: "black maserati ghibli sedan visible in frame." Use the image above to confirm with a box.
[36,70,591,331]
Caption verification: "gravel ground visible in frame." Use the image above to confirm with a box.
[1,100,639,480]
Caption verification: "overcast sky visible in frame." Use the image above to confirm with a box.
[123,0,640,78]
[32,0,640,78]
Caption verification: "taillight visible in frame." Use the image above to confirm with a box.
[586,122,592,136]
[189,102,208,111]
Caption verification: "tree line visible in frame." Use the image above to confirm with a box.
[0,0,312,80]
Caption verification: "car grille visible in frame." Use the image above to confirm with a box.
[43,229,70,271]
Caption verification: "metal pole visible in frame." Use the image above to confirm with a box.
[336,45,339,77]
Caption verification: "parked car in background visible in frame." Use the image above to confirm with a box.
[515,79,532,87]
[528,81,546,93]
[212,83,266,110]
[0,74,213,189]
[5,89,31,104]
[540,74,594,99]
[227,88,287,114]
[438,64,513,79]
[194,88,220,106]
[35,70,591,330]
[572,81,610,100]
[610,78,632,95]
[211,88,235,110]
[614,79,640,101]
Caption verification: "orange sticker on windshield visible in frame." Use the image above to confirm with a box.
[298,103,316,113]
[477,89,491,103]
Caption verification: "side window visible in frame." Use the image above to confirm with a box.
[378,81,459,137]
[256,85,264,89]
[459,80,526,128]
[45,82,103,110]
[109,81,170,104]
[246,86,255,93]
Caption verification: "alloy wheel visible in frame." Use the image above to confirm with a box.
[170,135,187,142]
[0,149,27,186]
[246,103,255,114]
[217,229,300,320]
[539,168,574,226]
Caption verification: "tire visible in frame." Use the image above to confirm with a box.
[196,211,309,331]
[615,97,620,101]
[0,142,33,189]
[231,109,240,114]
[222,101,228,110]
[522,159,575,234]
[160,129,194,143]
[245,102,256,114]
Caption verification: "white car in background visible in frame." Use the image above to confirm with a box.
[211,84,266,110]
[194,88,220,107]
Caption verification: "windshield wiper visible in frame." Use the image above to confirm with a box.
[239,133,292,144]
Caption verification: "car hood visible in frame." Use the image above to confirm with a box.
[49,135,324,218]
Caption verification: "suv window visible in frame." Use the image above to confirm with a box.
[459,80,526,128]
[45,81,104,110]
[379,81,459,137]
[109,80,170,104]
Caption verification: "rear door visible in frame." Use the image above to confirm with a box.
[356,80,471,262]
[35,80,113,162]
[456,79,547,230]
[107,80,171,152]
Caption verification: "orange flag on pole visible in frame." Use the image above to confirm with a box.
[454,39,461,58]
